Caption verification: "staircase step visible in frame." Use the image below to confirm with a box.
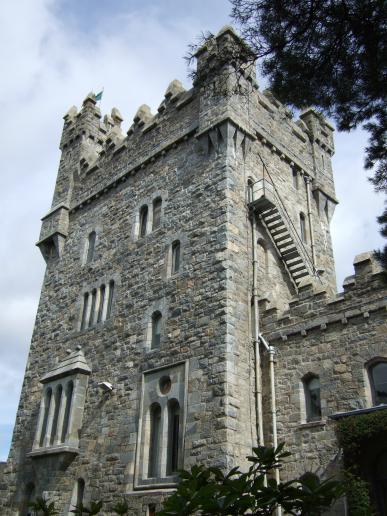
[293,270,309,280]
[264,212,282,223]
[282,249,300,261]
[288,262,306,273]
[271,226,288,237]
[273,233,293,244]
[267,220,286,230]
[286,256,303,266]
[278,243,297,253]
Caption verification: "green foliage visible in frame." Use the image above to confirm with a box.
[70,500,103,515]
[336,409,387,464]
[159,444,344,516]
[112,499,130,515]
[343,470,374,516]
[28,496,58,516]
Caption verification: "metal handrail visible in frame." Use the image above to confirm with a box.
[253,156,317,275]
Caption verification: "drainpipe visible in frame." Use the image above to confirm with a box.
[251,214,264,446]
[260,333,281,516]
[305,176,316,269]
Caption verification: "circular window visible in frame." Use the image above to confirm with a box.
[159,376,172,395]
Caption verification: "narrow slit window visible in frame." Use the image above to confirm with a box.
[304,375,321,422]
[139,205,148,237]
[151,312,162,349]
[76,478,85,508]
[86,231,96,263]
[39,388,52,447]
[106,280,115,319]
[50,384,63,445]
[88,289,97,328]
[171,240,181,274]
[167,400,180,475]
[81,293,89,330]
[152,198,162,230]
[97,284,105,323]
[148,403,161,478]
[300,213,307,243]
[61,381,73,443]
[247,180,254,203]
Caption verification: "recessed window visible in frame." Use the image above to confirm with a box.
[171,240,181,274]
[148,504,156,516]
[153,198,162,230]
[151,311,162,349]
[369,361,387,405]
[167,399,180,475]
[148,403,162,478]
[139,205,148,237]
[97,284,105,323]
[85,231,96,264]
[80,293,89,330]
[303,375,322,422]
[247,179,254,203]
[300,212,307,243]
[159,375,172,395]
[106,280,115,319]
[88,289,97,328]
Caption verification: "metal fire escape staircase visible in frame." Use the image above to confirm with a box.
[249,160,319,289]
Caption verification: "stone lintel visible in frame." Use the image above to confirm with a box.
[27,445,79,458]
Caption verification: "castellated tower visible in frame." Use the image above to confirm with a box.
[1,27,386,515]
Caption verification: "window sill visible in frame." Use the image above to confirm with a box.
[298,420,326,429]
[134,475,179,490]
[27,445,79,458]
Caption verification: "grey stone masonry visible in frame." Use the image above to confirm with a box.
[1,26,386,516]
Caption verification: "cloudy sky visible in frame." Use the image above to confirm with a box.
[0,0,384,461]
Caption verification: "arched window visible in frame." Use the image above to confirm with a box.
[167,400,180,475]
[61,381,73,443]
[76,478,85,508]
[303,375,321,422]
[97,284,105,323]
[300,212,307,243]
[50,384,63,445]
[86,231,96,263]
[39,388,52,447]
[171,240,181,274]
[369,361,387,405]
[106,280,115,319]
[139,205,148,237]
[88,289,97,328]
[151,312,162,349]
[152,198,162,230]
[80,292,89,330]
[250,296,256,339]
[148,403,161,478]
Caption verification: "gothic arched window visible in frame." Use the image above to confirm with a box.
[369,361,387,405]
[171,240,181,274]
[152,198,162,230]
[39,388,52,447]
[139,205,148,237]
[167,399,180,475]
[61,380,73,443]
[148,403,161,478]
[81,292,89,330]
[303,375,322,422]
[151,312,162,349]
[50,384,63,445]
[106,280,115,319]
[85,231,96,263]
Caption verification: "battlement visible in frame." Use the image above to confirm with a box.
[261,252,386,342]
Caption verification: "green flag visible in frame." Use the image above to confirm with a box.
[95,90,103,101]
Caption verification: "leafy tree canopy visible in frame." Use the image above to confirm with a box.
[230,0,386,191]
[159,444,344,515]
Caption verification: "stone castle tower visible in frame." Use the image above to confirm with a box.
[1,26,386,515]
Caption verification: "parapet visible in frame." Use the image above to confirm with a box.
[261,252,386,341]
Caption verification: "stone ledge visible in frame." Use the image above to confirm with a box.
[27,445,79,458]
[298,420,326,429]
